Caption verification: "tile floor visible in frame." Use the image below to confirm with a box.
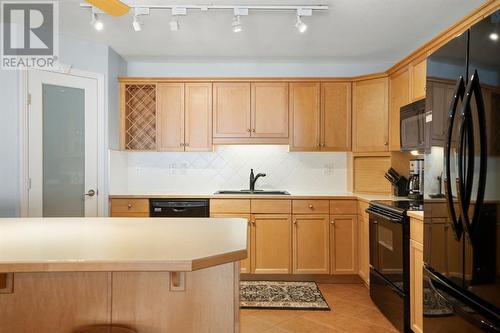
[240,283,398,333]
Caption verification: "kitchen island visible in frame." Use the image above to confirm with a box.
[0,218,247,333]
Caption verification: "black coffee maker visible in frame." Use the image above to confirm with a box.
[408,159,424,200]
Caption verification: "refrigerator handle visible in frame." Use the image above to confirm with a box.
[457,70,488,243]
[445,76,465,241]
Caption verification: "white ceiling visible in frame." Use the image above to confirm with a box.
[60,0,486,65]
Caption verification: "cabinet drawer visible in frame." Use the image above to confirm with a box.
[251,200,291,214]
[210,199,251,214]
[111,199,149,213]
[330,200,357,215]
[292,200,329,214]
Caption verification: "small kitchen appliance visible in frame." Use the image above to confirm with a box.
[408,159,424,201]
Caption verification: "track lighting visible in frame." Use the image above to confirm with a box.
[132,15,141,31]
[90,13,104,31]
[295,15,307,33]
[232,15,242,33]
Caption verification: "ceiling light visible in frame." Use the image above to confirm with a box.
[90,13,104,31]
[170,16,179,31]
[490,32,499,41]
[232,15,242,33]
[295,15,307,33]
[132,15,141,31]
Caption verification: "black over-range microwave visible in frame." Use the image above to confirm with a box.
[399,98,426,151]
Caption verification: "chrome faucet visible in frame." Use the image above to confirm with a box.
[249,169,266,191]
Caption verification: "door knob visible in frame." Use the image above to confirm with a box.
[85,189,96,197]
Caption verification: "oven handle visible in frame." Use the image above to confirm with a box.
[365,208,402,223]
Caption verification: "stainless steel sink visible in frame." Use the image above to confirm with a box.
[215,190,290,195]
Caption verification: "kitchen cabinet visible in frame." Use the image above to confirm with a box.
[389,68,410,151]
[156,82,213,152]
[427,79,455,146]
[292,214,330,274]
[410,57,427,102]
[251,214,292,274]
[410,216,424,333]
[289,82,321,151]
[320,82,352,151]
[353,77,389,152]
[251,83,289,138]
[357,200,370,285]
[110,198,149,217]
[211,213,252,274]
[213,83,252,138]
[330,215,358,274]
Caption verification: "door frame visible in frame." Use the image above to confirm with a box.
[18,67,107,217]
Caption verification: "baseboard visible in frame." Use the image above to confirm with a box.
[240,274,363,284]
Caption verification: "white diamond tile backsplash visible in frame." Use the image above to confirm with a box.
[109,146,347,194]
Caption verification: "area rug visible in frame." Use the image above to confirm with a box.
[240,281,330,310]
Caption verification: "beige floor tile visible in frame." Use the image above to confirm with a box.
[275,316,343,333]
[248,309,304,326]
[240,313,275,333]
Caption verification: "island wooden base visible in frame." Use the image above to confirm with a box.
[0,263,240,333]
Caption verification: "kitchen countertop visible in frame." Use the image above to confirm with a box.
[0,218,247,273]
[109,192,408,202]
[407,211,424,220]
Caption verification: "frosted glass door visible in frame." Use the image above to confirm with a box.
[28,70,98,217]
[43,85,85,217]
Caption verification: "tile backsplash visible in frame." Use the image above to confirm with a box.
[109,145,347,194]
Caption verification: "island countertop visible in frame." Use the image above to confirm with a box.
[0,218,247,273]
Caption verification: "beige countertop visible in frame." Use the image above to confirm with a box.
[109,192,406,202]
[407,211,424,220]
[0,218,247,273]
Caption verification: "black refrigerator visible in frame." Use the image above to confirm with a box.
[423,9,500,333]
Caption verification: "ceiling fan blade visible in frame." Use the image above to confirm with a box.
[85,0,130,17]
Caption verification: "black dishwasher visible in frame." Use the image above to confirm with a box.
[150,199,209,217]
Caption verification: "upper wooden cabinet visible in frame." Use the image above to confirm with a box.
[157,83,213,152]
[321,83,352,151]
[389,69,410,152]
[353,77,389,152]
[213,83,251,138]
[289,83,321,151]
[251,83,289,138]
[409,58,427,102]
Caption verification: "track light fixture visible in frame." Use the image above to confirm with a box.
[90,13,104,31]
[170,16,179,31]
[295,15,307,33]
[232,15,242,33]
[132,15,141,31]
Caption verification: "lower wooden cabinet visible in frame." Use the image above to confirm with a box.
[211,213,251,274]
[251,214,292,274]
[410,239,424,333]
[330,215,357,274]
[110,199,149,217]
[358,213,370,285]
[292,214,330,274]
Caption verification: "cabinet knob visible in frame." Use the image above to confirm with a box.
[127,203,132,209]
[330,220,335,225]
[309,204,313,209]
[247,128,251,132]
[185,143,189,147]
[251,220,256,224]
[252,129,256,133]
[293,219,297,224]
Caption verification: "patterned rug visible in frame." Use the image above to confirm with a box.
[240,281,330,310]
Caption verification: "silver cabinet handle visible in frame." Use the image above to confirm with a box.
[85,189,96,197]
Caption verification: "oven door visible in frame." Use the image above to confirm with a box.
[369,212,404,286]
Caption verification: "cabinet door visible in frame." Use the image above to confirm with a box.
[358,215,370,285]
[292,214,330,274]
[289,83,320,151]
[211,213,251,274]
[389,69,409,151]
[428,80,455,146]
[321,82,351,151]
[251,214,292,274]
[410,58,427,102]
[185,83,212,151]
[213,83,251,138]
[353,78,389,152]
[410,239,424,333]
[157,83,185,151]
[330,215,358,274]
[251,83,289,138]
